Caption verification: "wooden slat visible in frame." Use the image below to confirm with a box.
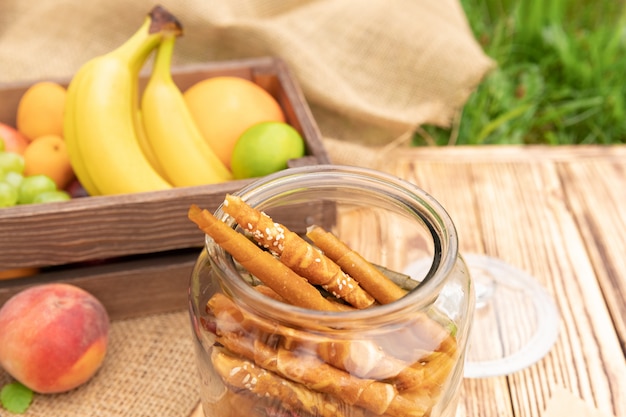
[392,144,626,162]
[557,160,626,350]
[0,249,199,321]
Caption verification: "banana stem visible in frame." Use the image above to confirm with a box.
[111,6,182,73]
[149,5,184,37]
[152,34,177,84]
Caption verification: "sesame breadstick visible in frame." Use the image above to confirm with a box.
[254,284,356,312]
[306,225,408,304]
[214,329,432,417]
[188,204,341,312]
[222,194,375,309]
[211,348,364,417]
[208,292,455,393]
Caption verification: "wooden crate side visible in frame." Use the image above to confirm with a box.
[0,249,198,320]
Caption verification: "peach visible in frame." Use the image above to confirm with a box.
[0,283,110,393]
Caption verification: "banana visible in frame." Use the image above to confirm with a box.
[63,60,101,196]
[64,6,180,195]
[141,34,233,187]
[135,108,171,183]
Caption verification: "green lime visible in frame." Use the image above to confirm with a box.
[230,122,305,179]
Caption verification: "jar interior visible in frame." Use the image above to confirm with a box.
[213,170,459,321]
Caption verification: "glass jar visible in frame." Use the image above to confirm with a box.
[188,165,475,417]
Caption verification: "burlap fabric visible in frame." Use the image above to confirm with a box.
[0,1,493,416]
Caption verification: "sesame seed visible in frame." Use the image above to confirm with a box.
[229,367,241,377]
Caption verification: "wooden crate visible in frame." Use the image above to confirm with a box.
[0,56,331,319]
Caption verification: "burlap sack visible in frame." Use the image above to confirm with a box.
[0,0,493,148]
[0,2,493,416]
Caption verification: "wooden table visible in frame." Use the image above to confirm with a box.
[189,145,626,417]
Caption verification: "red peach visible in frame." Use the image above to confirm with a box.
[0,283,110,394]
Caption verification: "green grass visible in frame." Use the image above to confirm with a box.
[414,0,626,145]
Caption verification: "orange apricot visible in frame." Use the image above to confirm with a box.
[23,134,75,189]
[16,81,67,141]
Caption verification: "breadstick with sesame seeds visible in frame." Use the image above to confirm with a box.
[208,292,395,378]
[222,194,376,309]
[188,204,342,312]
[208,292,455,394]
[254,284,356,312]
[306,225,408,304]
[213,327,432,417]
[211,348,371,417]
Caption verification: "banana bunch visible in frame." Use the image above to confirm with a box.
[64,6,232,196]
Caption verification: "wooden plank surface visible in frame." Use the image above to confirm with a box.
[389,145,626,417]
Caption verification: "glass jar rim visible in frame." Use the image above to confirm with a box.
[204,164,459,326]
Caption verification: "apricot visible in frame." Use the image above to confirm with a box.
[0,283,110,394]
[183,76,285,168]
[16,81,67,141]
[23,134,75,189]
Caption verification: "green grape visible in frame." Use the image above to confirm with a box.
[0,152,25,175]
[18,174,57,205]
[0,182,18,207]
[32,190,71,203]
[3,171,24,190]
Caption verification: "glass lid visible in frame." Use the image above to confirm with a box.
[404,253,560,378]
